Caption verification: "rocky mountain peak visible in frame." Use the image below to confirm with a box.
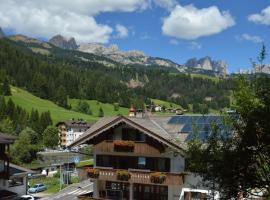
[185,56,228,76]
[49,34,78,50]
[0,27,5,38]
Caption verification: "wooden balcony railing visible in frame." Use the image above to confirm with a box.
[89,167,184,186]
[94,140,161,156]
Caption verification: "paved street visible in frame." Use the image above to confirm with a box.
[40,180,93,200]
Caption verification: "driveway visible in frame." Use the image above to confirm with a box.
[40,179,93,200]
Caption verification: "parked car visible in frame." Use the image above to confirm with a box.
[28,183,47,193]
[16,195,35,200]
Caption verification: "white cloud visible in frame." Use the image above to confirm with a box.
[169,39,179,45]
[152,0,178,10]
[162,4,235,39]
[189,41,202,49]
[237,33,263,44]
[248,6,270,25]
[0,0,148,43]
[115,24,129,38]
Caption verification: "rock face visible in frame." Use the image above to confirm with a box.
[0,27,5,38]
[78,43,179,68]
[49,35,77,50]
[185,56,227,76]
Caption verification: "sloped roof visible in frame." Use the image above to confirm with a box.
[0,133,16,144]
[68,115,185,153]
[56,120,92,128]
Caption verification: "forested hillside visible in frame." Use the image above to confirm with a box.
[0,38,233,113]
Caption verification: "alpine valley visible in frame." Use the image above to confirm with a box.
[0,30,233,117]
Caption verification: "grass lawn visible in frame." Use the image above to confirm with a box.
[29,175,79,193]
[151,99,182,109]
[68,99,129,117]
[29,176,64,193]
[6,86,98,123]
[75,159,93,168]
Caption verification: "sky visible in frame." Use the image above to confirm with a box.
[0,0,270,73]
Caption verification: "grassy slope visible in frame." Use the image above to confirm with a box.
[7,86,98,123]
[190,73,220,82]
[151,98,182,109]
[68,99,129,117]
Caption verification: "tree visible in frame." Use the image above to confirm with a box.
[98,107,104,117]
[186,76,270,198]
[1,78,11,96]
[39,111,53,132]
[43,126,59,148]
[11,127,40,164]
[0,118,14,134]
[113,103,119,111]
[257,43,267,73]
[76,100,92,115]
[0,95,6,120]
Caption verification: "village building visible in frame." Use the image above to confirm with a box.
[57,119,92,147]
[0,133,34,199]
[69,110,223,200]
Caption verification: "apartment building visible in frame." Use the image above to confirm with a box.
[70,112,223,200]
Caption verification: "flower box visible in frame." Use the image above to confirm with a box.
[85,168,99,179]
[113,140,135,152]
[150,172,166,184]
[116,170,131,181]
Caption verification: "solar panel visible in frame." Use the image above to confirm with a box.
[169,115,226,138]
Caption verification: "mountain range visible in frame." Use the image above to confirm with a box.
[48,34,228,76]
[0,28,228,76]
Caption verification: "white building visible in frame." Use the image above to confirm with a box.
[57,119,92,147]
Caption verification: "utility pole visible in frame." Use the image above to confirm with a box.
[59,163,61,191]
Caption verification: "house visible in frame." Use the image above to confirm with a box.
[0,133,34,199]
[57,119,92,147]
[69,112,224,200]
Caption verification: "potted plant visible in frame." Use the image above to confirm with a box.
[113,140,135,152]
[85,168,100,179]
[116,170,130,181]
[150,172,166,184]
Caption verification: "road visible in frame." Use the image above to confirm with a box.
[40,180,93,200]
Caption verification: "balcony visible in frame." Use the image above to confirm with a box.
[88,167,184,186]
[94,140,161,156]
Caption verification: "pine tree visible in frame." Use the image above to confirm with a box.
[98,107,104,117]
[0,95,6,120]
[40,111,53,132]
[1,78,11,96]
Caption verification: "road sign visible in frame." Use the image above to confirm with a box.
[74,156,80,164]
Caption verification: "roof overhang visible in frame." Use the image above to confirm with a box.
[69,116,185,155]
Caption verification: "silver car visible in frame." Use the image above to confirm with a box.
[28,183,47,193]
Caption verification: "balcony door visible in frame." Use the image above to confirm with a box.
[133,184,168,200]
[106,181,129,200]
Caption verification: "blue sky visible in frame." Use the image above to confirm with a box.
[1,0,270,72]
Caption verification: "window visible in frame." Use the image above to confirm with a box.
[138,157,146,169]
[136,132,146,142]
